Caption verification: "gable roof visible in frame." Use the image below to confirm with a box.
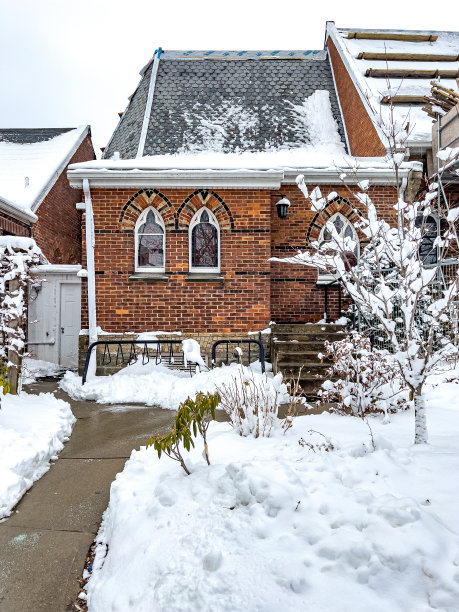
[0,126,90,223]
[327,24,459,150]
[103,50,347,160]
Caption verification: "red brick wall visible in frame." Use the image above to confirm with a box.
[327,38,386,158]
[33,133,95,264]
[81,188,272,333]
[0,210,31,236]
[270,183,398,323]
[80,183,398,332]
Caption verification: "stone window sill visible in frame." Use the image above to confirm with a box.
[129,273,170,282]
[185,274,224,283]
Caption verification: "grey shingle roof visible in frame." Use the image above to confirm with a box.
[104,52,346,159]
[0,128,74,144]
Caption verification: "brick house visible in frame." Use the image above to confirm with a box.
[0,127,96,367]
[68,27,458,372]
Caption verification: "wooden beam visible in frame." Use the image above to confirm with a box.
[380,95,426,104]
[366,68,458,78]
[347,32,438,42]
[357,52,459,62]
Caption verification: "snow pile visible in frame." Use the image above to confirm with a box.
[85,380,459,611]
[61,362,289,410]
[0,392,75,519]
[22,358,64,385]
[0,126,88,213]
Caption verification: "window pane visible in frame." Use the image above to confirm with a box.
[138,234,164,268]
[139,210,164,235]
[200,210,209,223]
[333,215,344,234]
[416,215,437,265]
[192,223,218,267]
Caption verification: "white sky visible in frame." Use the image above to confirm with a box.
[1,0,454,156]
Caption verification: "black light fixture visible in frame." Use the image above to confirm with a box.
[274,194,291,219]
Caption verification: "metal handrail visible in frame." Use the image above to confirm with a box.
[82,339,204,384]
[211,339,265,373]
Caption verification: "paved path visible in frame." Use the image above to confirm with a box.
[0,379,175,612]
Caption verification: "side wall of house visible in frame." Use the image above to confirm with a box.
[0,210,31,236]
[33,134,95,264]
[327,38,386,157]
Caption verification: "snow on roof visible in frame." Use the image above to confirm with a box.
[103,51,347,160]
[328,26,459,146]
[0,126,89,220]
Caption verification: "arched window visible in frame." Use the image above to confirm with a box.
[415,215,438,266]
[317,213,359,281]
[189,208,220,273]
[135,207,165,273]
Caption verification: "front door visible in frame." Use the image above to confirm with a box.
[59,283,81,368]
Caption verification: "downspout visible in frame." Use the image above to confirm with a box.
[136,47,162,158]
[83,178,97,379]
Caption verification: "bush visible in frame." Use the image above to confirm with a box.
[148,391,220,474]
[216,368,285,438]
[318,332,408,416]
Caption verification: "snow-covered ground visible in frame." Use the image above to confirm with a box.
[22,358,64,385]
[0,392,75,519]
[84,378,459,611]
[61,361,285,410]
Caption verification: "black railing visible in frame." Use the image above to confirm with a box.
[323,280,342,322]
[211,339,265,373]
[82,339,206,384]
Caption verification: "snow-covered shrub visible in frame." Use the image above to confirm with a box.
[0,238,42,394]
[216,369,285,438]
[148,391,220,474]
[318,332,408,416]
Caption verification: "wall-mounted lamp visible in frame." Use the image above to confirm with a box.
[275,195,291,219]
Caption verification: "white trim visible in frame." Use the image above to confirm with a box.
[134,207,166,273]
[0,197,37,223]
[189,207,220,274]
[325,23,389,152]
[67,169,285,189]
[30,264,82,275]
[136,50,161,158]
[31,126,91,213]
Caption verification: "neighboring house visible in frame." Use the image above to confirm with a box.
[67,27,459,372]
[0,127,96,367]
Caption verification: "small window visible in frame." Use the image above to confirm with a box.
[317,213,359,282]
[189,208,220,273]
[135,207,165,272]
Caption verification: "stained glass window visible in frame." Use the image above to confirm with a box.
[416,215,438,266]
[190,208,219,271]
[318,213,359,277]
[135,208,165,271]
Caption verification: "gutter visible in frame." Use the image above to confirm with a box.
[68,168,285,189]
[0,197,37,224]
[82,179,98,379]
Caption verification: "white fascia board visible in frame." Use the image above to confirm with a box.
[325,24,389,152]
[0,196,37,224]
[30,264,82,275]
[67,169,285,190]
[31,126,91,213]
[283,162,421,185]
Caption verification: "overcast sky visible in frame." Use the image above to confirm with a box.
[1,0,454,156]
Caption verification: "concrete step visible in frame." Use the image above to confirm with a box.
[275,348,333,360]
[272,323,346,334]
[273,333,346,344]
[277,362,330,375]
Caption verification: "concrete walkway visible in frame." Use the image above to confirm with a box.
[0,379,175,612]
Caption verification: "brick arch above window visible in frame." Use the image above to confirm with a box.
[306,197,362,245]
[118,189,174,233]
[176,190,234,231]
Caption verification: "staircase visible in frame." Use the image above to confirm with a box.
[272,323,347,399]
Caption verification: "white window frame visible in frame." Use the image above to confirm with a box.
[135,207,166,273]
[189,207,220,274]
[317,212,359,284]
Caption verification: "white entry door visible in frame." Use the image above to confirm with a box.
[59,283,81,368]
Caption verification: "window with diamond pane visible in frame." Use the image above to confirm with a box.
[136,209,165,269]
